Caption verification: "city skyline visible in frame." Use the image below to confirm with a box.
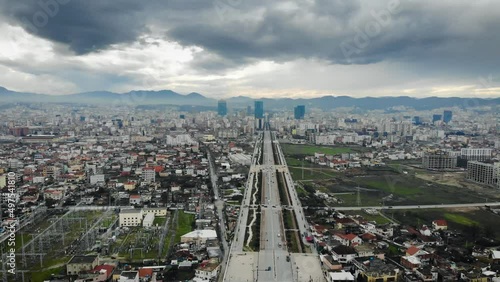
[0,1,499,98]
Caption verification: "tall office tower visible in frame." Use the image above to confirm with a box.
[246,105,252,116]
[432,114,442,123]
[294,105,306,119]
[254,101,264,130]
[413,116,421,125]
[218,100,227,116]
[254,101,264,118]
[443,110,453,123]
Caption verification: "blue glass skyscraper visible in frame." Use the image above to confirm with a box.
[294,105,305,119]
[254,101,264,118]
[443,110,452,123]
[218,100,227,116]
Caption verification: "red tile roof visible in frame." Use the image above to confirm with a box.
[139,268,153,278]
[406,246,420,256]
[93,265,114,278]
[433,219,448,226]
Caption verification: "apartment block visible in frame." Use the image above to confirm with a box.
[422,152,457,170]
[460,148,493,161]
[466,161,500,188]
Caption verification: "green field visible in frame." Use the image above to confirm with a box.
[153,216,167,226]
[342,210,392,225]
[356,178,420,195]
[391,208,500,240]
[289,167,338,180]
[174,211,196,243]
[31,266,66,282]
[444,213,479,226]
[334,193,382,207]
[282,144,353,156]
[348,175,486,205]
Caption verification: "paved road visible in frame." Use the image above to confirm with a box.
[224,129,324,282]
[257,129,293,282]
[207,151,230,282]
[333,202,500,211]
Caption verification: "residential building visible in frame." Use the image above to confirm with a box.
[181,229,217,244]
[143,213,155,228]
[144,207,168,216]
[422,152,457,170]
[352,258,400,282]
[461,148,493,161]
[119,209,144,227]
[194,259,220,281]
[328,271,355,282]
[66,255,99,275]
[432,219,448,230]
[129,194,142,205]
[118,271,139,282]
[466,161,500,187]
[142,167,155,183]
[90,174,105,185]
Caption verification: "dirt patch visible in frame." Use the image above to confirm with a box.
[445,207,479,213]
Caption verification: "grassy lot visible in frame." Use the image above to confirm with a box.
[349,175,486,205]
[444,213,479,226]
[356,178,420,195]
[174,211,195,243]
[391,208,500,240]
[153,216,167,227]
[342,210,392,224]
[31,266,66,282]
[289,167,338,181]
[295,183,308,197]
[282,144,353,156]
[285,157,303,166]
[334,193,382,207]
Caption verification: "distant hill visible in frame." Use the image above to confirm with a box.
[0,86,498,111]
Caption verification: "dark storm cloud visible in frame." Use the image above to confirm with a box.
[1,0,500,74]
[166,1,500,71]
[0,0,157,54]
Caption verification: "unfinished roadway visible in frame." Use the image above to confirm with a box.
[223,125,324,282]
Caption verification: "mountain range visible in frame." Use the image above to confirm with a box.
[0,86,498,111]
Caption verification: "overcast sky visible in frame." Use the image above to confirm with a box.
[0,0,499,98]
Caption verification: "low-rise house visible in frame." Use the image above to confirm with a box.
[67,255,99,275]
[118,271,139,282]
[328,271,355,282]
[331,245,357,263]
[181,229,217,244]
[119,209,143,227]
[194,259,220,282]
[129,194,141,205]
[432,219,448,230]
[333,233,362,246]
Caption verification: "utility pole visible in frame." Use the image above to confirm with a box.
[356,186,361,207]
[301,159,304,180]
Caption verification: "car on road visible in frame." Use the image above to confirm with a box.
[277,233,281,237]
[286,256,290,262]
